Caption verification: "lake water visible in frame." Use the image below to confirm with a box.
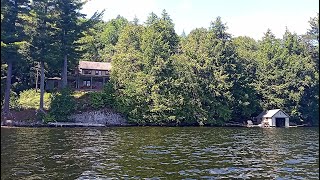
[1,127,319,179]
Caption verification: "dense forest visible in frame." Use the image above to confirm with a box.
[1,0,319,126]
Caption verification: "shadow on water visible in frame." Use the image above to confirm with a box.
[1,127,319,179]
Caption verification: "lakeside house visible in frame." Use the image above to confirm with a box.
[253,109,290,128]
[46,61,111,91]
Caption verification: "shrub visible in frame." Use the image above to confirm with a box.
[90,92,105,109]
[90,82,115,110]
[10,90,20,110]
[43,114,56,123]
[102,82,115,106]
[36,110,46,121]
[17,89,51,110]
[49,88,76,122]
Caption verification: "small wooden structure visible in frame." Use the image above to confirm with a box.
[255,109,290,128]
[46,77,62,91]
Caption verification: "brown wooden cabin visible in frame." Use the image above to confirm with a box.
[46,61,111,91]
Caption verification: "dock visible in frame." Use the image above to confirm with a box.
[47,122,105,127]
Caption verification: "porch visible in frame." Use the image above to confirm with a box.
[68,76,110,90]
[46,76,110,92]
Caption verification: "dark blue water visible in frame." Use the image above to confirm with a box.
[1,127,319,179]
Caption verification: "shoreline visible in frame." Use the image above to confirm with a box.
[1,122,314,128]
[1,109,314,128]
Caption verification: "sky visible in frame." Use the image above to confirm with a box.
[81,0,319,40]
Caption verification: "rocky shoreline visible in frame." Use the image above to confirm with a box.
[69,109,129,126]
[1,108,131,127]
[1,109,313,128]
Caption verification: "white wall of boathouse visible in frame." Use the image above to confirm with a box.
[270,110,289,127]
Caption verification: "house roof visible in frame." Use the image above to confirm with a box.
[78,61,111,71]
[259,109,289,118]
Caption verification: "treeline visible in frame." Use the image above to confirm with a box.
[1,1,319,126]
[108,11,319,126]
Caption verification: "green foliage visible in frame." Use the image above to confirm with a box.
[250,29,319,124]
[307,13,319,44]
[1,5,319,126]
[111,12,319,126]
[102,82,116,106]
[1,0,30,63]
[42,113,55,123]
[17,89,51,110]
[78,15,128,62]
[9,91,19,110]
[232,36,262,118]
[89,92,104,109]
[35,110,46,122]
[1,0,30,113]
[49,88,75,121]
[0,64,6,108]
[89,83,115,109]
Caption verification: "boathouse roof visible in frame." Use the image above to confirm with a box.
[257,109,290,119]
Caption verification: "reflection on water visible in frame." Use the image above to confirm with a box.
[1,127,319,179]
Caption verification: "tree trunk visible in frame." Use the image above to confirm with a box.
[3,61,13,114]
[62,55,68,88]
[39,61,45,111]
[35,67,39,92]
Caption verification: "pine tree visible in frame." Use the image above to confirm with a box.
[55,0,86,88]
[1,0,30,114]
[29,0,59,111]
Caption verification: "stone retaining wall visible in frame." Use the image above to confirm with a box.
[68,109,128,126]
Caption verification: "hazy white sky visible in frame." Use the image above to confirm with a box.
[81,0,319,40]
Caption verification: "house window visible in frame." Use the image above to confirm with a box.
[83,80,91,87]
[95,70,101,75]
[83,70,91,74]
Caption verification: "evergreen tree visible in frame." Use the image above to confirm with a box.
[300,14,319,125]
[210,16,230,41]
[132,15,139,25]
[55,0,86,87]
[111,23,146,122]
[78,15,127,62]
[180,30,187,38]
[1,0,30,114]
[253,28,318,124]
[29,0,59,111]
[232,36,262,118]
[307,13,319,45]
[140,10,179,123]
[145,12,159,25]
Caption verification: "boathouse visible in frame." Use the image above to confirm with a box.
[255,109,290,127]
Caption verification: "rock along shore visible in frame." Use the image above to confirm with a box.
[1,108,130,127]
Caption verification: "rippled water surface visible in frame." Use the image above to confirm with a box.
[1,127,319,179]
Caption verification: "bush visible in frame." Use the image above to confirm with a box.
[90,92,105,109]
[102,82,115,105]
[36,110,46,121]
[10,90,20,110]
[17,89,51,110]
[49,88,76,121]
[90,82,115,109]
[43,114,56,123]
